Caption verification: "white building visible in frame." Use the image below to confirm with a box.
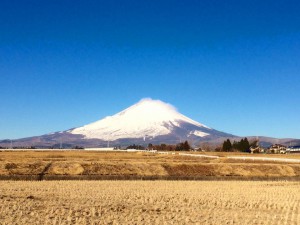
[286,146,300,153]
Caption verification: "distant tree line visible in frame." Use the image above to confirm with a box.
[222,138,256,152]
[0,146,36,149]
[175,141,191,151]
[73,146,84,149]
[126,141,191,151]
[126,144,145,150]
[148,141,191,151]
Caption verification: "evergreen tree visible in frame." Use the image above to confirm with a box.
[183,141,191,151]
[160,143,167,150]
[231,138,250,152]
[241,138,250,152]
[175,143,183,151]
[222,139,232,152]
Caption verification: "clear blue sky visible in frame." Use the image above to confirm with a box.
[1,0,300,139]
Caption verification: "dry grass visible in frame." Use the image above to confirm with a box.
[0,151,300,179]
[0,180,299,224]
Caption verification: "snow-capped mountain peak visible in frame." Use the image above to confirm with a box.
[70,98,210,140]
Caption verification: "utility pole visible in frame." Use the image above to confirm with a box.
[60,137,62,149]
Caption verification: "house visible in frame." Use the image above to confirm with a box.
[250,146,265,154]
[267,144,287,154]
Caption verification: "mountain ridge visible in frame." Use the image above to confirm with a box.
[1,98,298,148]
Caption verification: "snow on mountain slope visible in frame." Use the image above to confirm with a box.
[70,98,211,140]
[189,130,210,137]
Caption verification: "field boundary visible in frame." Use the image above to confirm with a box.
[1,174,300,181]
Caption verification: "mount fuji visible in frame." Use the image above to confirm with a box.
[3,98,236,148]
[69,98,235,145]
[72,98,218,140]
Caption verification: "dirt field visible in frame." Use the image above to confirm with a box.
[0,180,299,224]
[1,150,300,180]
